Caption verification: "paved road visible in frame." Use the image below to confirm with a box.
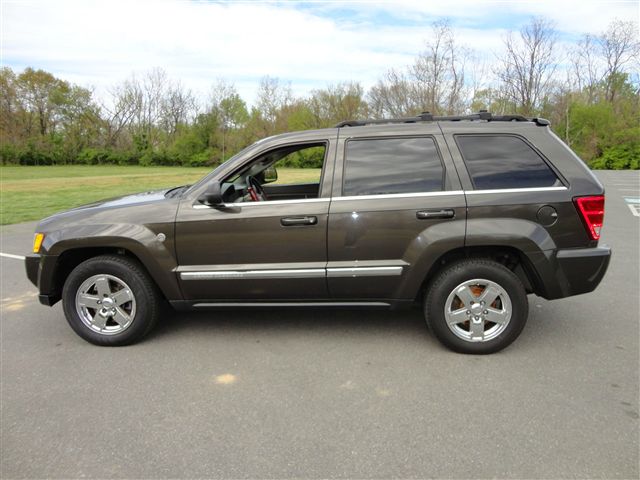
[1,171,638,479]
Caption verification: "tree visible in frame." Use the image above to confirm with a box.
[254,76,292,136]
[15,67,70,137]
[368,68,419,117]
[210,81,248,161]
[368,20,470,117]
[495,17,558,115]
[571,34,601,103]
[161,81,196,137]
[307,82,368,126]
[598,20,640,102]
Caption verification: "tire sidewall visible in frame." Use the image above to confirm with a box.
[62,257,154,346]
[426,260,528,354]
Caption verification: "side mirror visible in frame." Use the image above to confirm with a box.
[198,181,224,206]
[263,165,278,184]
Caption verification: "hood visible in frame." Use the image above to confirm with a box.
[37,187,176,230]
[69,188,173,210]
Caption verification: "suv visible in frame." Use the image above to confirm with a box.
[25,112,611,354]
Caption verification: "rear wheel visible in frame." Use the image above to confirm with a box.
[62,255,161,346]
[425,259,528,354]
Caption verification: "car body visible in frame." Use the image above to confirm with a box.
[25,112,611,353]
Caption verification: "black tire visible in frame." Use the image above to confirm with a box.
[62,255,162,346]
[424,258,528,354]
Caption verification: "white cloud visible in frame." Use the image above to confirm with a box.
[1,0,637,105]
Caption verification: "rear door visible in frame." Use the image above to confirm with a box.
[327,124,466,301]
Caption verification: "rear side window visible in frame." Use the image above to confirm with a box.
[343,137,443,196]
[455,135,559,190]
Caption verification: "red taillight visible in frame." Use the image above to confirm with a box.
[574,195,605,240]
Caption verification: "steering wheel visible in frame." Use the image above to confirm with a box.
[246,175,268,202]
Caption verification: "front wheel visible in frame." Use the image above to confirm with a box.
[425,259,529,354]
[62,255,161,346]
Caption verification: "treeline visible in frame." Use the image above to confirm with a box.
[1,18,638,169]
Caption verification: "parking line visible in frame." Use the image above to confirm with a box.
[0,252,25,260]
[623,197,640,217]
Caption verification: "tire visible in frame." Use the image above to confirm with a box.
[62,255,162,346]
[424,258,528,354]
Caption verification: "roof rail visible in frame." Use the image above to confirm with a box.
[334,111,550,128]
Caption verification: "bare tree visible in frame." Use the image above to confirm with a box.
[368,69,420,117]
[102,77,142,147]
[368,20,471,117]
[255,76,292,126]
[598,20,640,102]
[308,82,368,125]
[161,81,196,136]
[496,17,558,115]
[412,20,469,114]
[571,34,602,103]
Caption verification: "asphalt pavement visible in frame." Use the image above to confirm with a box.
[1,171,638,479]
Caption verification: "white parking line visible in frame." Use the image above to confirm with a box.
[623,197,640,217]
[0,252,26,260]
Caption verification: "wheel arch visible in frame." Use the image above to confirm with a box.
[48,245,179,304]
[413,245,546,302]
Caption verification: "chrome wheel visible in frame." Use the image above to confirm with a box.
[75,274,136,335]
[444,278,512,343]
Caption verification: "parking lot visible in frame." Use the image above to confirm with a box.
[1,170,638,479]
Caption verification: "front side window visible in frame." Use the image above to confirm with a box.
[455,135,560,190]
[221,142,327,203]
[343,137,443,196]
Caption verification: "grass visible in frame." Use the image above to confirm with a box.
[0,165,321,225]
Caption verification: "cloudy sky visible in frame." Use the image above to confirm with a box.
[2,0,638,104]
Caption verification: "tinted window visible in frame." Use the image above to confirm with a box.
[343,137,443,196]
[456,135,559,189]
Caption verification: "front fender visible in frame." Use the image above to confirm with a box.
[42,223,182,301]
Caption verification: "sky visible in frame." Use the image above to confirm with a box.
[1,0,638,105]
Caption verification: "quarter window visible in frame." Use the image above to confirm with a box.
[455,135,559,190]
[343,137,443,196]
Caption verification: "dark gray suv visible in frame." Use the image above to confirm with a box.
[25,112,611,353]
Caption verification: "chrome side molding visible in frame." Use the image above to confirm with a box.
[327,266,403,277]
[180,265,404,280]
[180,269,325,280]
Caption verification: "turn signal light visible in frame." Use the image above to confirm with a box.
[33,233,44,253]
[574,195,605,241]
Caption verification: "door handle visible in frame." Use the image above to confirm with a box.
[280,216,318,226]
[416,209,455,220]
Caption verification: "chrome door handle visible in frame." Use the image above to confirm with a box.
[280,216,318,226]
[416,209,455,220]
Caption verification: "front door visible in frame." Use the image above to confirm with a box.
[174,138,336,302]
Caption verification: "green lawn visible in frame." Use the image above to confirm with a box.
[0,165,321,225]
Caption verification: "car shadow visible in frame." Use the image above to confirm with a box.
[147,305,432,342]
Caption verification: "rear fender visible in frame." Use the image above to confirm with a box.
[395,219,466,299]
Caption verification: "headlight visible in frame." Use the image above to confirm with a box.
[33,233,45,253]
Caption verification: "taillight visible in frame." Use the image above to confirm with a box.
[574,195,605,240]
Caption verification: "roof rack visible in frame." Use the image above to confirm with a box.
[334,110,550,128]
